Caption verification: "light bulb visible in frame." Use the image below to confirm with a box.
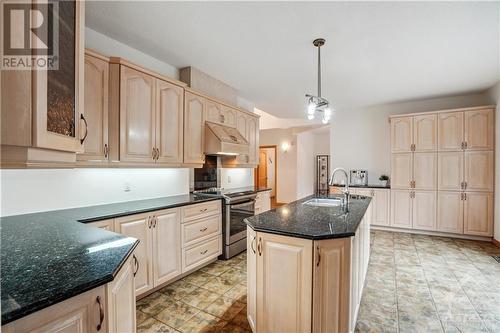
[307,114,315,120]
[307,102,316,115]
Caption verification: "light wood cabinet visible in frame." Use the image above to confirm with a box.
[464,151,494,192]
[373,189,390,226]
[438,152,463,191]
[184,92,206,164]
[438,112,464,151]
[464,108,494,150]
[247,227,257,333]
[119,66,156,163]
[412,191,437,231]
[155,80,184,164]
[391,117,413,153]
[437,191,463,233]
[153,209,182,286]
[106,254,136,333]
[221,106,237,127]
[413,152,437,190]
[390,190,412,228]
[464,192,493,236]
[391,153,413,189]
[414,114,437,151]
[88,219,114,231]
[78,51,109,163]
[256,232,312,333]
[205,101,237,127]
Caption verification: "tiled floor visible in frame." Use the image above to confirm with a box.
[136,231,500,333]
[356,230,500,333]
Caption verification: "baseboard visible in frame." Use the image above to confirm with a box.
[493,238,500,248]
[371,225,493,242]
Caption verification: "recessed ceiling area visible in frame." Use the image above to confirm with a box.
[86,1,500,118]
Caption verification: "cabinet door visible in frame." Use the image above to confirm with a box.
[221,106,237,127]
[153,209,182,286]
[115,214,153,296]
[414,114,437,151]
[373,189,390,226]
[413,152,437,190]
[246,116,259,165]
[156,79,183,164]
[205,100,223,124]
[390,190,412,228]
[464,108,494,150]
[256,232,312,333]
[79,53,108,162]
[184,92,205,164]
[391,117,413,153]
[313,238,351,333]
[438,152,463,191]
[437,191,463,234]
[119,66,156,163]
[234,113,250,164]
[438,112,463,151]
[107,254,136,333]
[412,191,437,231]
[464,151,494,192]
[391,153,413,189]
[247,227,257,333]
[464,192,493,236]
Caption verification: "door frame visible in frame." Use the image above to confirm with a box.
[255,145,278,200]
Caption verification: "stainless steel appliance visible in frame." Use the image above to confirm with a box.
[350,169,368,186]
[193,187,256,259]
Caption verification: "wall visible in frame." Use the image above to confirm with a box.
[296,131,316,199]
[486,82,500,241]
[0,169,189,217]
[220,168,254,189]
[330,91,492,184]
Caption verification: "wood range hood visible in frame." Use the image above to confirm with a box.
[204,121,250,156]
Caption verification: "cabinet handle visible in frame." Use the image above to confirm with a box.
[133,254,139,277]
[96,295,104,331]
[464,193,467,200]
[80,114,88,144]
[155,148,160,160]
[103,144,108,158]
[461,193,464,200]
[257,237,262,256]
[200,208,208,212]
[147,216,152,229]
[200,227,208,232]
[464,142,468,149]
[200,249,208,255]
[460,181,464,189]
[316,245,321,267]
[464,182,467,190]
[220,114,225,123]
[153,216,157,228]
[251,236,256,254]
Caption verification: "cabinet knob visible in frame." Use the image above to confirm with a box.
[200,227,208,232]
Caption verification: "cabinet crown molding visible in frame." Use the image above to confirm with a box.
[389,105,495,119]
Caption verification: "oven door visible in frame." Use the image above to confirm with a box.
[227,198,255,245]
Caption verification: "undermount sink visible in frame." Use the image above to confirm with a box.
[303,198,343,207]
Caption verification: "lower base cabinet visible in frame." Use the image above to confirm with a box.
[247,203,371,333]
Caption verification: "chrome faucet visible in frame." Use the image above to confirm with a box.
[329,167,350,210]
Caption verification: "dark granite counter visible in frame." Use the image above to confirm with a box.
[245,194,371,240]
[0,194,221,324]
[330,183,390,189]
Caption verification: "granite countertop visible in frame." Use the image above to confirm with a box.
[330,183,391,189]
[245,194,371,240]
[0,194,221,324]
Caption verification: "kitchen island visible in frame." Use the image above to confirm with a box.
[244,194,372,333]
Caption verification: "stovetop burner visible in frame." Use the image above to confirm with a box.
[193,186,258,201]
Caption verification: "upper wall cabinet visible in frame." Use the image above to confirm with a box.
[77,50,109,164]
[391,116,413,153]
[464,109,494,150]
[413,114,437,151]
[184,92,206,165]
[438,112,463,151]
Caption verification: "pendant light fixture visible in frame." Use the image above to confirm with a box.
[305,38,332,124]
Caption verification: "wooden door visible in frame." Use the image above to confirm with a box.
[119,66,156,163]
[412,191,437,231]
[153,209,182,286]
[373,189,390,226]
[413,152,437,190]
[464,108,494,150]
[114,214,153,296]
[390,190,412,228]
[438,112,463,151]
[258,149,268,188]
[156,79,183,164]
[438,152,463,191]
[391,116,413,152]
[79,53,108,162]
[414,114,437,151]
[256,232,312,333]
[247,227,257,333]
[464,192,493,236]
[107,255,136,333]
[184,92,206,164]
[464,151,494,192]
[313,238,351,333]
[391,153,413,189]
[437,191,463,234]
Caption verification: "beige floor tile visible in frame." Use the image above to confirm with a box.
[160,280,199,300]
[154,299,200,329]
[183,271,216,287]
[136,310,150,325]
[202,276,238,294]
[137,293,174,317]
[200,261,233,276]
[177,311,228,333]
[137,317,180,333]
[183,287,221,310]
[204,296,246,320]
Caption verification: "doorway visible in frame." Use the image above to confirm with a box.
[255,146,279,207]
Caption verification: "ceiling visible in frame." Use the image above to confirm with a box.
[86,1,500,118]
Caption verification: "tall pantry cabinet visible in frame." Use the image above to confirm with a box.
[390,106,494,237]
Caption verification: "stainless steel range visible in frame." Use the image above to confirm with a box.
[193,187,256,259]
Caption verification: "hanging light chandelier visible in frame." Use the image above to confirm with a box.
[305,38,332,124]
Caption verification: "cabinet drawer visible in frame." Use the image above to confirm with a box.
[182,235,221,272]
[182,214,221,247]
[182,201,221,222]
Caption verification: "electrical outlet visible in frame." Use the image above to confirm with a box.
[228,176,232,183]
[124,182,131,192]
